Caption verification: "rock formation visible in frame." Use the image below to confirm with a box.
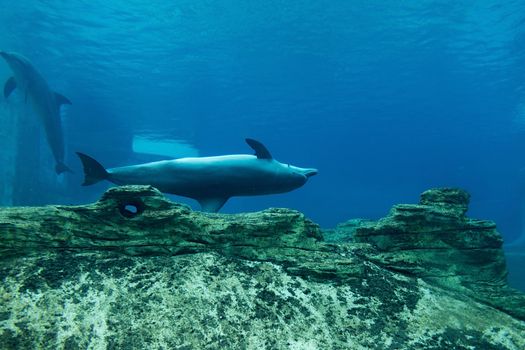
[0,186,524,349]
[350,188,525,321]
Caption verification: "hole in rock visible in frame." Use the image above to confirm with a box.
[125,205,138,214]
[118,199,145,218]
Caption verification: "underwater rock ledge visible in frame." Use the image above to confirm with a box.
[0,185,358,282]
[349,188,525,322]
[0,186,524,349]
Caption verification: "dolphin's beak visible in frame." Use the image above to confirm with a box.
[304,168,318,177]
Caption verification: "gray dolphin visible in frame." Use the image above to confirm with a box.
[1,51,72,174]
[76,138,317,212]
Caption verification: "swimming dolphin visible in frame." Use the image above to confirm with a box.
[76,138,318,212]
[1,51,72,174]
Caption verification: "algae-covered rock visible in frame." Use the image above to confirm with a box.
[0,186,524,349]
[352,188,525,321]
[322,218,374,242]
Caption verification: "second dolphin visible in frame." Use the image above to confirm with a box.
[1,51,72,174]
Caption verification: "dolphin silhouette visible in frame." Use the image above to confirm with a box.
[76,138,318,212]
[1,51,72,174]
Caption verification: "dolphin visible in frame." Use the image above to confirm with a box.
[76,138,317,212]
[1,51,72,174]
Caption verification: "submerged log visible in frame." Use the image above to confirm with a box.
[0,186,524,349]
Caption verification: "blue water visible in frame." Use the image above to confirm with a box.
[1,0,525,244]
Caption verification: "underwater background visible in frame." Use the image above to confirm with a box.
[0,2,524,282]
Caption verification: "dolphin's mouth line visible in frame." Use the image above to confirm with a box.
[305,169,318,177]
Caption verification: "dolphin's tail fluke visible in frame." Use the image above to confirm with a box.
[55,162,73,175]
[76,152,109,186]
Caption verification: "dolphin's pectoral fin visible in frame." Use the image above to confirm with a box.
[3,76,16,99]
[197,197,229,213]
[55,92,72,106]
[245,138,273,159]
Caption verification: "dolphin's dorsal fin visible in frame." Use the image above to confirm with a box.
[4,76,16,99]
[197,197,229,213]
[55,92,72,106]
[245,138,272,159]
